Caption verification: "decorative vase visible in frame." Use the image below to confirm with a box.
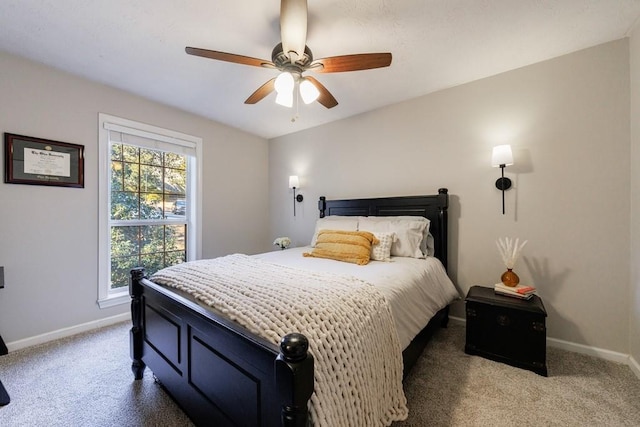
[501,268,520,287]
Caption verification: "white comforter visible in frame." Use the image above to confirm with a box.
[256,247,460,349]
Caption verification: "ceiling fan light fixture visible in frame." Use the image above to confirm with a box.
[275,91,294,108]
[299,78,319,104]
[186,0,390,112]
[274,72,295,94]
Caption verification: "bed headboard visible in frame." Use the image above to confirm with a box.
[317,188,449,270]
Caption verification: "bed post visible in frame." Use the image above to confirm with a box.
[129,267,146,380]
[436,188,449,271]
[275,333,314,427]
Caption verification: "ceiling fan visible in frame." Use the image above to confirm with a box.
[185,0,392,109]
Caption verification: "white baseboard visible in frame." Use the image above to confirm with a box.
[449,315,465,325]
[546,337,630,364]
[449,315,640,379]
[629,355,640,380]
[5,312,130,352]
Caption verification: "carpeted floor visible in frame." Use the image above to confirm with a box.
[396,323,640,426]
[0,321,639,426]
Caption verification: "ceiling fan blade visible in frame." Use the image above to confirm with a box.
[185,47,274,68]
[310,53,392,73]
[305,76,338,108]
[280,0,307,62]
[245,78,276,104]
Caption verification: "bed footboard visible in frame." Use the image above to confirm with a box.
[129,267,314,427]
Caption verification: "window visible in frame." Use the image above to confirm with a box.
[98,114,202,308]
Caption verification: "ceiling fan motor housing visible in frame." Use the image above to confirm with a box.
[272,42,314,72]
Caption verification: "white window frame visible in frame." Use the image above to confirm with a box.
[97,113,202,308]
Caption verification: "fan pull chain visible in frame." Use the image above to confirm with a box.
[291,81,300,122]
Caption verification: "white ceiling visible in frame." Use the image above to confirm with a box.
[1,1,639,139]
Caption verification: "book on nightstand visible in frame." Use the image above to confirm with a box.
[494,283,536,300]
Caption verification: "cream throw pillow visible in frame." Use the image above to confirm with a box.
[370,232,395,262]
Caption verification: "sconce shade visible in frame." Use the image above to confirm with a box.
[289,175,299,189]
[491,144,514,167]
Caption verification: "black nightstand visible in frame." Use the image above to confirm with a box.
[465,285,547,376]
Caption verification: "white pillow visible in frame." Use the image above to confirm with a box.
[370,231,395,262]
[310,216,359,247]
[425,233,435,257]
[358,216,429,258]
[398,216,432,256]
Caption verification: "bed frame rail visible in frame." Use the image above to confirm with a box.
[130,267,314,427]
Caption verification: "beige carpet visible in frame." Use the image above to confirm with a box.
[396,322,640,426]
[0,321,639,426]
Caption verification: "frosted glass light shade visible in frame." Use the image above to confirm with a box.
[299,79,319,104]
[275,91,293,107]
[491,145,514,167]
[274,72,295,93]
[289,175,299,189]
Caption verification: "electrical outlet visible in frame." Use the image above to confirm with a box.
[0,266,4,288]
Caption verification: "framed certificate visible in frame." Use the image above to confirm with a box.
[4,133,84,188]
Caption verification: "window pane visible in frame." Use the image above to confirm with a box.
[123,145,139,163]
[111,192,138,220]
[165,152,185,169]
[167,198,185,218]
[111,143,123,161]
[140,194,163,219]
[111,226,140,257]
[140,253,165,276]
[141,165,163,193]
[140,148,162,166]
[124,163,139,192]
[140,225,165,254]
[111,161,123,191]
[165,168,186,196]
[165,250,186,266]
[166,225,186,251]
[108,224,186,290]
[110,255,139,290]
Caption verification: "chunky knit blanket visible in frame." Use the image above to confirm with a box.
[151,254,408,426]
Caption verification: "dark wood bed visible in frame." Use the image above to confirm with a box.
[129,188,450,426]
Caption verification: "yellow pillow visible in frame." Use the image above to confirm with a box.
[303,230,379,265]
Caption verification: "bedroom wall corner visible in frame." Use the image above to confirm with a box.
[628,22,640,372]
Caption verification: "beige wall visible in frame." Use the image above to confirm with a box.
[269,40,631,353]
[630,26,640,367]
[0,52,270,343]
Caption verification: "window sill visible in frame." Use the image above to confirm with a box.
[97,292,129,309]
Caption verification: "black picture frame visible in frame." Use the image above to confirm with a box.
[4,133,84,188]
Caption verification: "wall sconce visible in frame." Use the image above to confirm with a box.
[491,145,514,215]
[289,175,304,216]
